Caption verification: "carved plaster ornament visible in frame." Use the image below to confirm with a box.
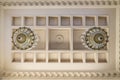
[55,34,64,44]
[81,27,109,50]
[12,27,38,50]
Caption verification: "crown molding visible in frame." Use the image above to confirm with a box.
[0,0,119,7]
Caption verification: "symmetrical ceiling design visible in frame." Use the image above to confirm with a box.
[0,0,120,80]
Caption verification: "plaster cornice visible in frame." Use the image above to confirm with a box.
[0,0,119,7]
[0,71,120,79]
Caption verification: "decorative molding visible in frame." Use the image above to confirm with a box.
[0,71,120,78]
[118,8,120,72]
[0,0,120,79]
[0,0,119,7]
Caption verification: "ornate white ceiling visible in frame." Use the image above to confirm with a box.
[0,0,120,80]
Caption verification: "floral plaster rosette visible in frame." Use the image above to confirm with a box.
[81,27,109,50]
[12,27,38,50]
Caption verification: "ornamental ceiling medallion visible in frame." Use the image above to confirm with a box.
[81,27,109,50]
[12,27,38,50]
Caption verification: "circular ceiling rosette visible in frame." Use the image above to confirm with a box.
[81,27,109,50]
[55,34,64,44]
[12,27,37,50]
